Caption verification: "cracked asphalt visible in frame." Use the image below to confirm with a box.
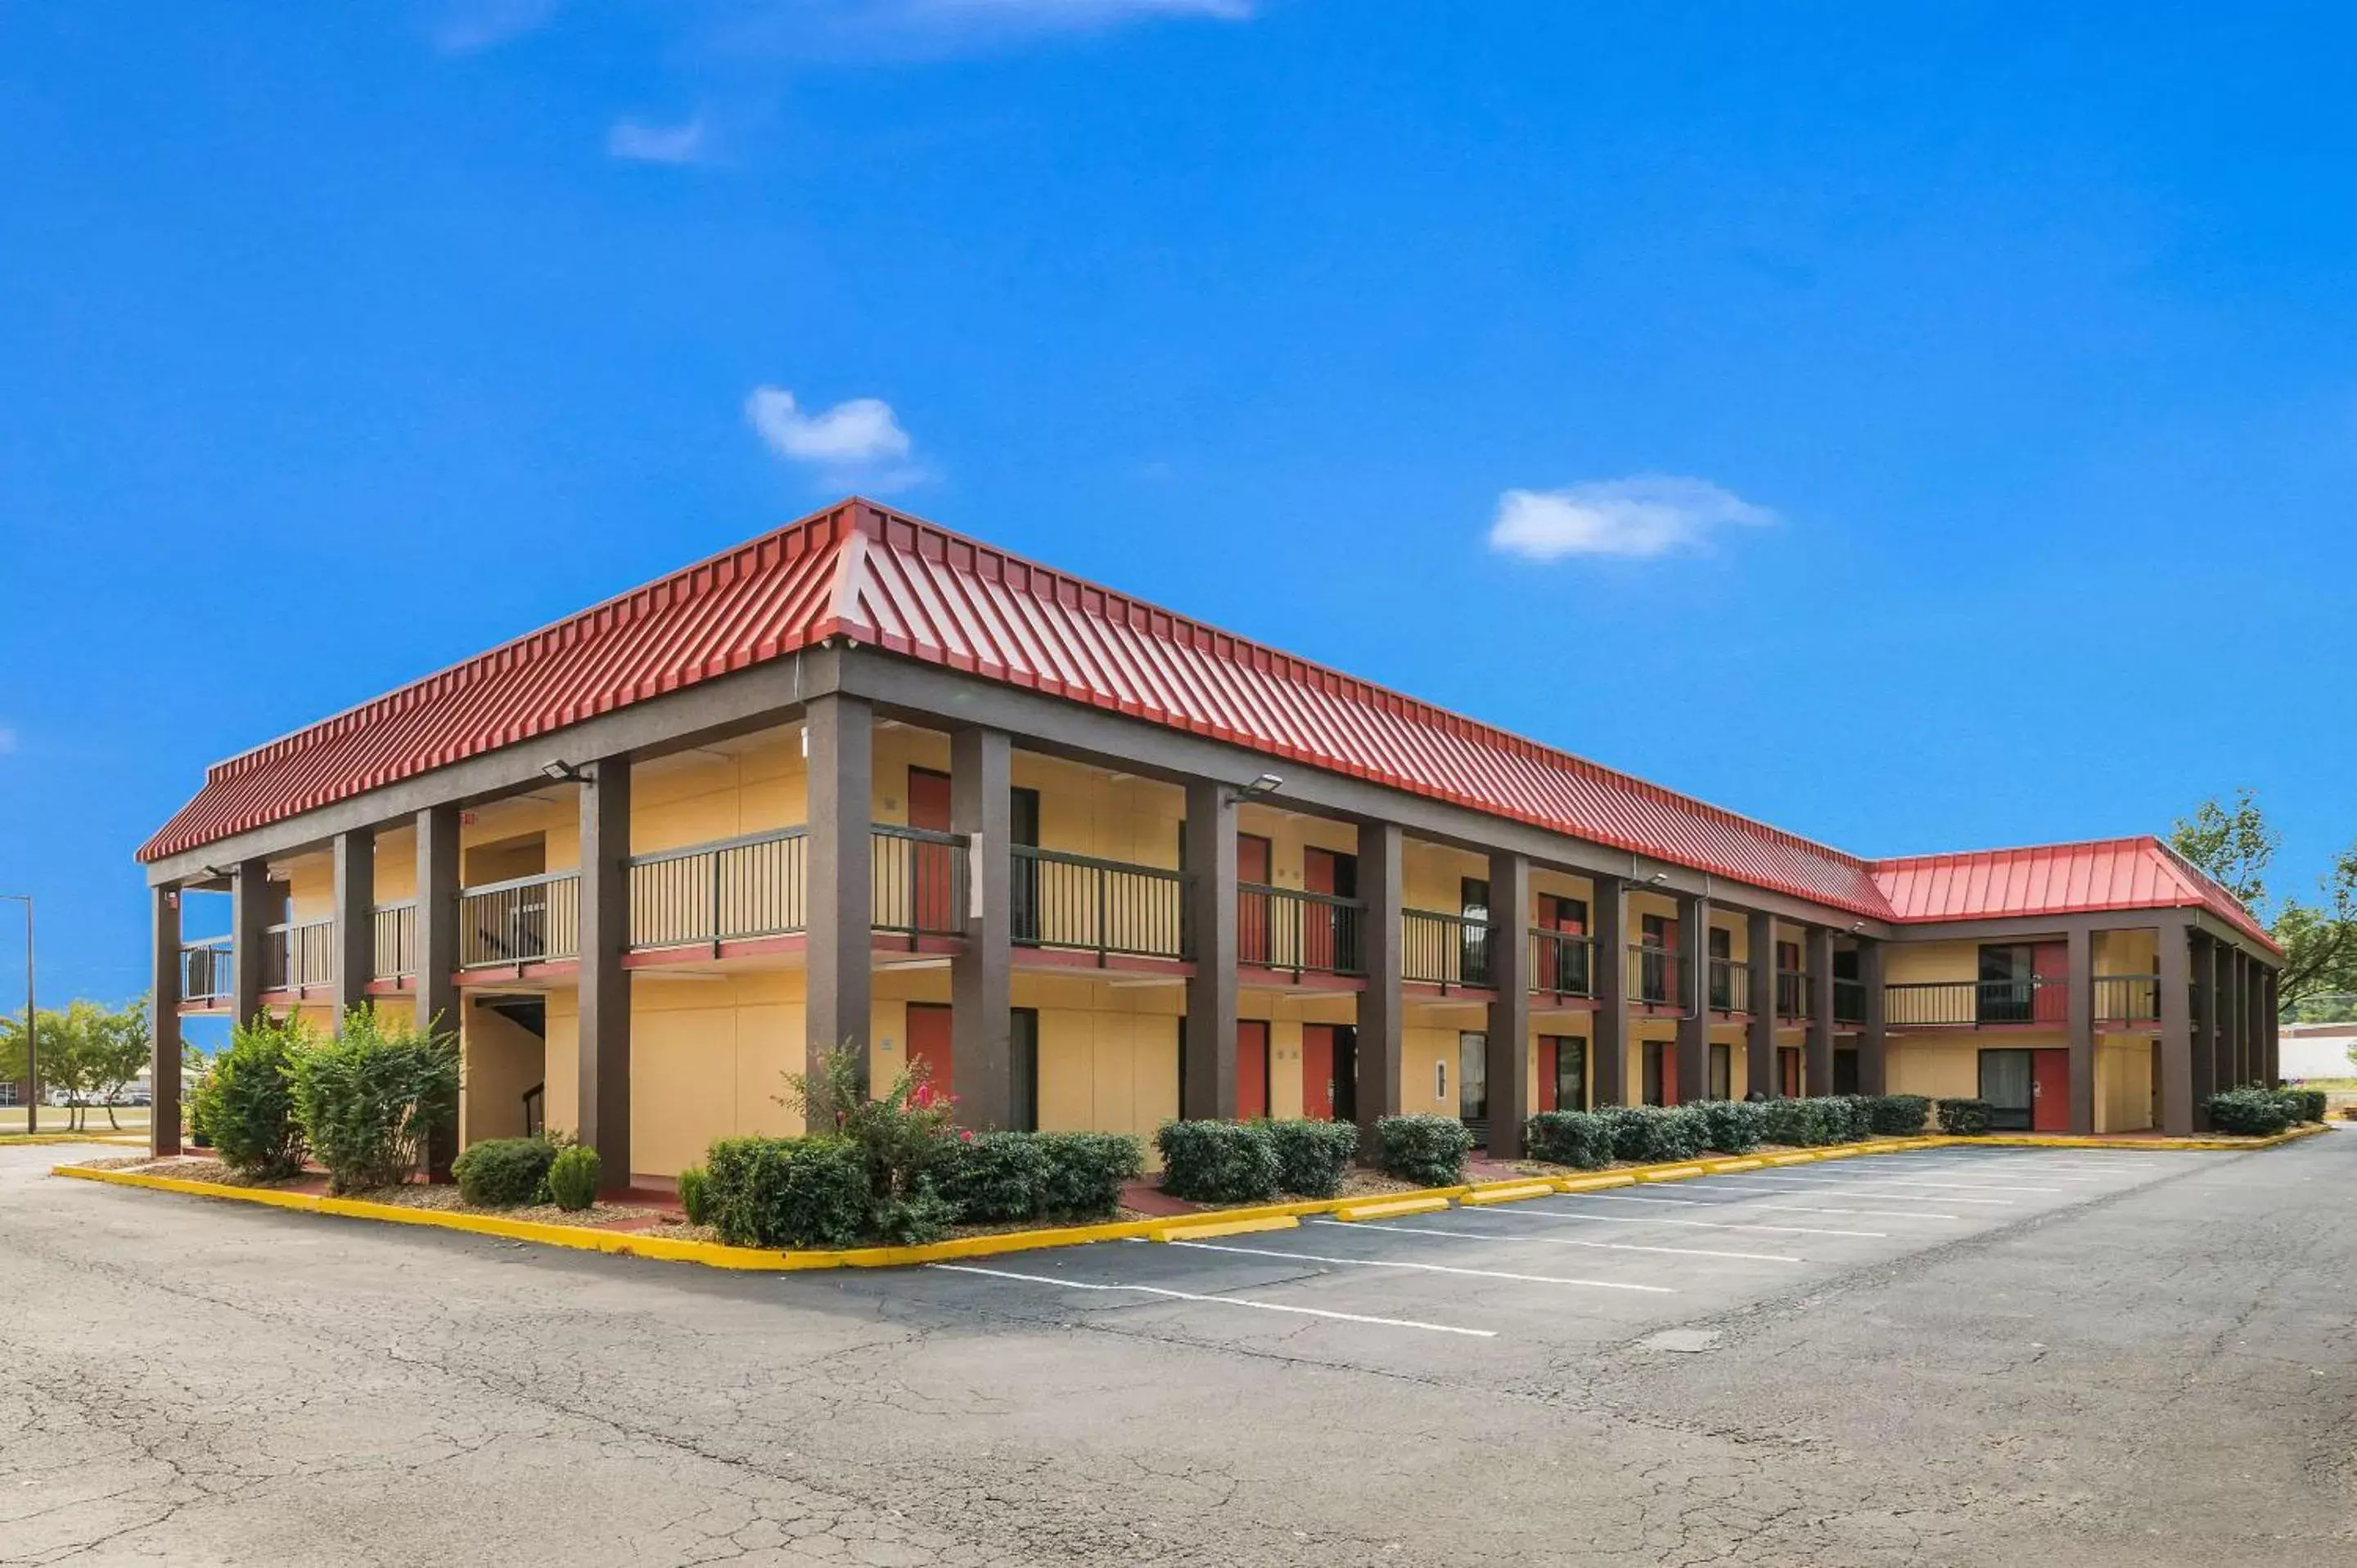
[3,1133,2352,1567]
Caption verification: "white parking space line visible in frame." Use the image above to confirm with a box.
[1576,1192,1966,1221]
[1758,1175,2065,1194]
[1475,1205,1886,1239]
[1161,1239,1675,1293]
[1704,1180,2017,1206]
[1309,1219,1803,1264]
[926,1264,1498,1337]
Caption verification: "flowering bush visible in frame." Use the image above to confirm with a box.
[782,1044,959,1243]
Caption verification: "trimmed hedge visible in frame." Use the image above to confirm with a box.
[678,1164,711,1226]
[1867,1093,1932,1136]
[940,1130,1052,1223]
[2286,1088,2328,1124]
[2205,1086,2299,1137]
[705,1135,871,1249]
[1268,1120,1359,1198]
[452,1137,558,1207]
[547,1145,599,1211]
[1697,1099,1764,1156]
[1936,1097,1994,1136]
[1034,1131,1143,1218]
[1156,1120,1280,1202]
[1375,1114,1475,1187]
[1600,1106,1709,1164]
[1525,1109,1614,1169]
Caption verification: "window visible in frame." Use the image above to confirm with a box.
[1458,1031,1487,1121]
[1009,788,1042,944]
[1460,876,1491,988]
[1549,1035,1587,1111]
[1639,913,1674,1004]
[1978,944,2034,1024]
[1707,926,1733,1011]
[1710,1043,1732,1102]
[1010,1008,1039,1132]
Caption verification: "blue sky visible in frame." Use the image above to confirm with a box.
[4,0,2355,1007]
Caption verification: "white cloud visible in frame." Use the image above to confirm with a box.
[430,0,561,52]
[607,115,712,165]
[1487,476,1778,562]
[746,386,923,489]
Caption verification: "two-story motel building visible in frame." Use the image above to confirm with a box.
[138,502,2283,1187]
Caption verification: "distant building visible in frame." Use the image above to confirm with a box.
[2281,1022,2357,1081]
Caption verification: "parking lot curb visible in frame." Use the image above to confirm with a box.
[1551,1173,1638,1192]
[1462,1181,1557,1206]
[1147,1214,1302,1241]
[1635,1164,1706,1183]
[1333,1194,1458,1222]
[1,1133,150,1147]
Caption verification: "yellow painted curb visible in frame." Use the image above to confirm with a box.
[1147,1214,1301,1242]
[1812,1147,1865,1161]
[1461,1181,1556,1206]
[0,1133,147,1147]
[1635,1164,1706,1183]
[1333,1195,1454,1222]
[1765,1151,1821,1166]
[1552,1173,1638,1193]
[1700,1157,1764,1174]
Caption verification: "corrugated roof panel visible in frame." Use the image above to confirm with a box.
[1871,837,2274,949]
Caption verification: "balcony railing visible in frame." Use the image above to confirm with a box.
[1239,884,1364,977]
[1530,929,1597,999]
[460,871,580,968]
[372,902,417,981]
[1629,944,1684,1007]
[629,827,809,953]
[1402,909,1495,989]
[1707,957,1751,1012]
[181,936,232,1005]
[871,824,969,944]
[1012,846,1188,963]
[1883,976,2065,1028]
[1776,969,1814,1021]
[2094,974,2161,1023]
[1832,975,1866,1025]
[262,919,335,992]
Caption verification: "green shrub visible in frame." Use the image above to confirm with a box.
[872,1185,957,1246]
[1374,1114,1476,1187]
[1830,1096,1876,1141]
[705,1135,871,1248]
[1756,1097,1824,1147]
[190,1012,311,1181]
[1525,1109,1614,1169]
[2286,1088,2327,1124]
[783,1045,957,1222]
[1155,1120,1281,1202]
[286,1008,459,1194]
[1600,1106,1709,1163]
[678,1165,711,1225]
[1936,1097,1994,1136]
[1034,1132,1143,1218]
[1697,1099,1764,1156]
[2205,1086,2296,1137]
[1268,1119,1359,1197]
[452,1136,558,1207]
[1867,1093,1932,1136]
[940,1130,1051,1223]
[546,1144,600,1210]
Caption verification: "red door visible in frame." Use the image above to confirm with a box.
[908,768,955,935]
[1237,834,1273,967]
[1303,846,1341,972]
[1779,1045,1800,1097]
[2031,1048,2071,1131]
[907,1003,953,1100]
[2031,942,2069,1025]
[1237,1020,1270,1119]
[1301,1024,1334,1120]
[1536,1038,1558,1112]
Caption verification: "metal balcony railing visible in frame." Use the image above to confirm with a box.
[1776,969,1814,1021]
[2094,974,2161,1023]
[1530,929,1597,999]
[372,902,417,981]
[1883,976,2065,1028]
[180,937,232,1005]
[1832,975,1867,1025]
[1239,884,1364,977]
[871,825,968,944]
[261,919,335,992]
[1707,957,1751,1012]
[459,872,580,967]
[1402,909,1496,989]
[1012,845,1188,963]
[1629,943,1684,1007]
[628,827,808,953]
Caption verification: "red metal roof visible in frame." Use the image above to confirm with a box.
[1871,836,2278,951]
[137,500,2278,949]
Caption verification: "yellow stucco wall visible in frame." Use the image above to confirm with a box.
[2095,1035,2156,1133]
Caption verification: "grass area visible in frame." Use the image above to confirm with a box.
[2287,1076,2357,1089]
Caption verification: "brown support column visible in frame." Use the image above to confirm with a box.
[1744,909,1775,1098]
[1485,850,1531,1156]
[1591,875,1629,1106]
[1804,925,1836,1095]
[230,858,272,1027]
[2235,949,2256,1088]
[415,804,461,1178]
[331,827,375,1026]
[2263,967,2280,1084]
[2226,947,2248,1088]
[2191,932,2219,1127]
[150,885,182,1157]
[2156,917,2195,1136]
[805,693,873,1087]
[1353,819,1404,1151]
[1182,777,1239,1122]
[1859,937,1888,1095]
[576,758,632,1191]
[949,726,1012,1131]
[1674,893,1708,1103]
[2066,926,2095,1133]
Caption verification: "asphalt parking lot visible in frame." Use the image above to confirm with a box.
[5,1134,2353,1566]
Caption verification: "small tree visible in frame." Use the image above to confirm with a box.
[1,999,152,1131]
[289,1007,460,1194]
[2172,792,2357,1014]
[191,1011,313,1180]
[778,1043,958,1243]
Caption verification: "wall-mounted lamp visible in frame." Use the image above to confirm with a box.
[1223,773,1284,806]
[201,864,232,881]
[1647,870,1672,886]
[1850,921,1867,934]
[541,759,588,784]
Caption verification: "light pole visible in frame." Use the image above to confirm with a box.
[0,894,31,1135]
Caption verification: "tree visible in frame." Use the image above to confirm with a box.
[2171,793,2357,1015]
[0,999,155,1130]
